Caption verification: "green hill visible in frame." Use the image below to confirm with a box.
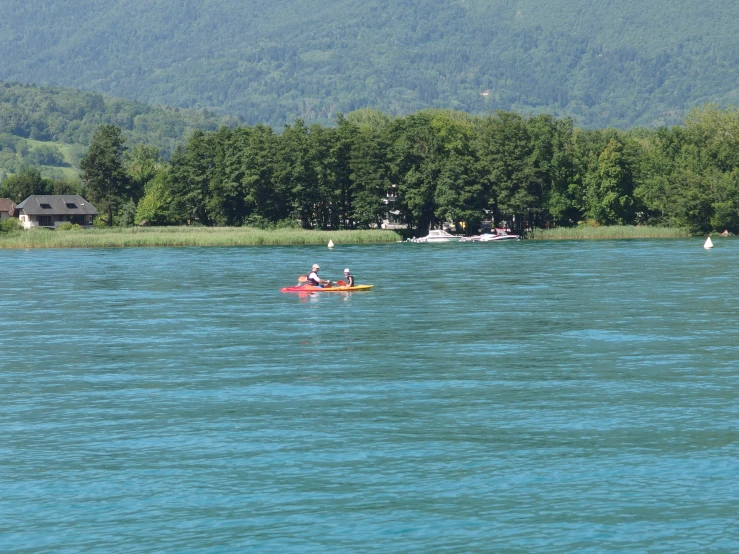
[1,1,738,128]
[0,81,241,179]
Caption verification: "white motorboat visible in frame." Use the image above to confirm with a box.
[471,229,520,241]
[411,229,463,243]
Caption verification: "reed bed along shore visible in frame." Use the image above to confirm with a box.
[0,226,402,249]
[532,225,691,240]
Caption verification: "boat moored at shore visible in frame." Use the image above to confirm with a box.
[408,227,520,243]
[410,229,463,243]
[471,229,520,241]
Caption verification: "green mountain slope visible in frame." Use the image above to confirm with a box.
[0,81,241,179]
[1,0,738,128]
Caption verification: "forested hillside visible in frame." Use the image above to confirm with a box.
[0,81,241,179]
[1,0,738,129]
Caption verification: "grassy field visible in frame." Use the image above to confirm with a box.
[1,137,83,181]
[24,138,85,166]
[531,225,692,240]
[0,226,402,248]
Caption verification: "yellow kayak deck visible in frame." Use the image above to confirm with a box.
[281,284,374,293]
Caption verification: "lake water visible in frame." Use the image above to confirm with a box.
[2,240,739,552]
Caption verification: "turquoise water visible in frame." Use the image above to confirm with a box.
[2,240,739,552]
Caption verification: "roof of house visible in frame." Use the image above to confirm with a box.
[16,195,99,216]
[0,198,16,213]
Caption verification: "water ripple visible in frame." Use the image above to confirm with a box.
[2,241,739,552]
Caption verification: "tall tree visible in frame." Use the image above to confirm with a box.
[125,144,162,200]
[476,112,536,233]
[275,120,311,227]
[242,125,282,222]
[430,112,481,232]
[585,138,637,225]
[135,170,174,226]
[304,125,340,230]
[350,125,390,229]
[634,127,682,225]
[168,130,217,225]
[388,112,441,232]
[332,115,355,229]
[79,124,129,226]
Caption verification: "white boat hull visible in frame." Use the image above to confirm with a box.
[411,230,462,243]
[472,233,520,242]
[410,230,520,243]
[418,237,460,243]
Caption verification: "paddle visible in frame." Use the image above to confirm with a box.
[336,280,347,286]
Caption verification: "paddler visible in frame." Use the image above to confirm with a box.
[343,268,355,287]
[306,264,331,287]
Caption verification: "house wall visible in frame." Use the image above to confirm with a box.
[0,211,9,221]
[20,213,94,229]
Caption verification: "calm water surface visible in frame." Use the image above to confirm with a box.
[2,240,739,552]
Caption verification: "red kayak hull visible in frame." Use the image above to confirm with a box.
[280,284,374,293]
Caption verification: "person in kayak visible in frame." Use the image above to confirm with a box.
[306,264,331,287]
[343,268,355,287]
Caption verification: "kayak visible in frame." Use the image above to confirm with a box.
[280,284,374,293]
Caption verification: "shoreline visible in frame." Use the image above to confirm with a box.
[0,227,402,249]
[529,226,692,240]
[0,225,702,248]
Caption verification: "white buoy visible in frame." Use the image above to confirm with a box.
[328,240,334,249]
[704,236,714,249]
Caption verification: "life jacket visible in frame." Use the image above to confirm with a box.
[346,275,355,287]
[307,272,321,286]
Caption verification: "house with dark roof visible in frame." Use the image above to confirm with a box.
[16,195,99,229]
[0,198,16,220]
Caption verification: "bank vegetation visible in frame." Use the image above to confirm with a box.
[0,226,400,249]
[532,225,691,240]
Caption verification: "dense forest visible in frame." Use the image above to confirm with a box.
[5,105,739,235]
[1,0,738,129]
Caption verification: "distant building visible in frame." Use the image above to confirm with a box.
[0,198,16,220]
[381,184,408,230]
[16,195,99,229]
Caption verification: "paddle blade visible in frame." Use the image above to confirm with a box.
[337,280,347,286]
[298,275,308,283]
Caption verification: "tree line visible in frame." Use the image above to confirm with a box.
[4,104,739,234]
